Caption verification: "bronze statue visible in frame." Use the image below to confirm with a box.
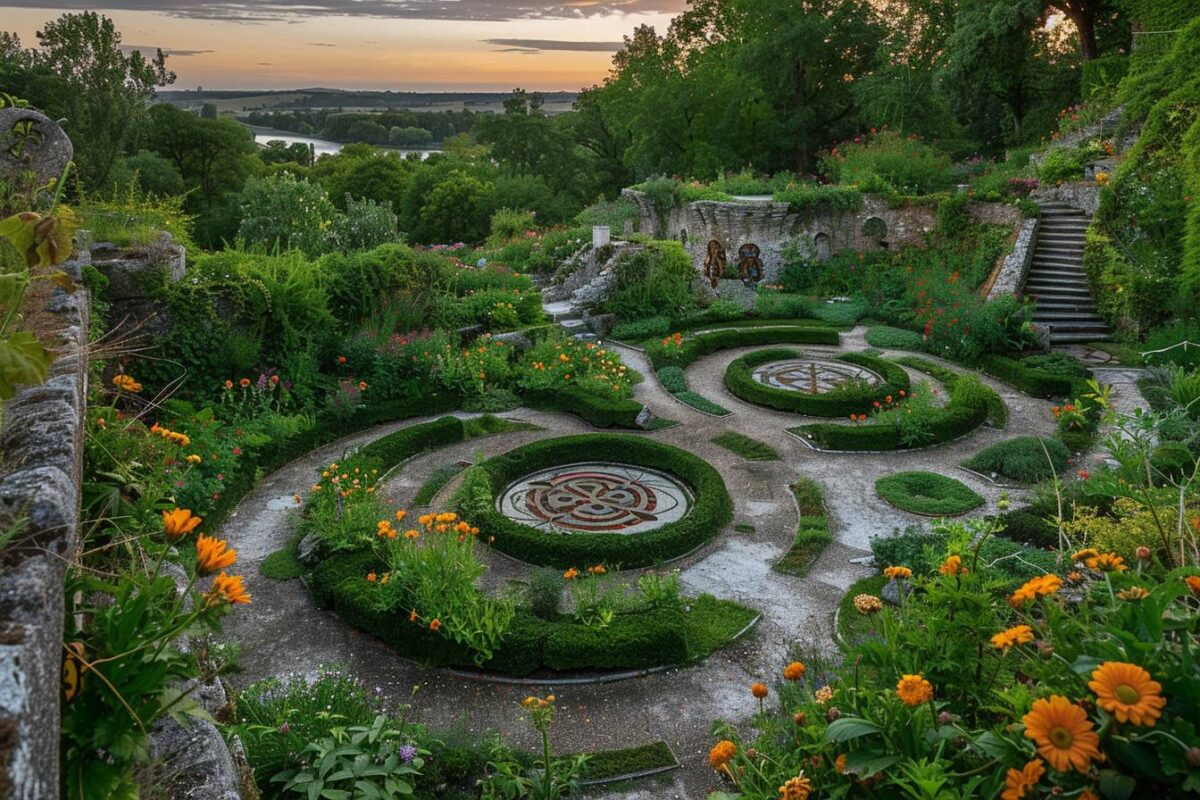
[737,243,764,285]
[703,239,727,289]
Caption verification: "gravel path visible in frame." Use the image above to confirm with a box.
[218,327,1149,799]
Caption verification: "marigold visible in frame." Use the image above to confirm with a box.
[853,594,883,615]
[207,572,251,606]
[884,565,912,580]
[1088,662,1166,727]
[1001,759,1045,800]
[195,533,237,576]
[778,773,813,800]
[112,374,142,393]
[834,753,846,774]
[563,567,580,580]
[1088,552,1127,572]
[709,740,736,769]
[1116,586,1150,601]
[1186,575,1200,595]
[1010,574,1063,606]
[991,624,1035,651]
[162,508,202,540]
[751,682,769,699]
[1022,695,1101,772]
[783,661,806,681]
[939,554,965,575]
[896,674,933,707]
[185,454,202,464]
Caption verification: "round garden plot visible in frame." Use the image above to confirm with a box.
[724,349,910,417]
[874,470,984,517]
[498,463,692,534]
[751,357,885,394]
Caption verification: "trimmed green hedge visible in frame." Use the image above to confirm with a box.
[311,550,724,676]
[962,436,1070,484]
[979,355,1080,399]
[521,386,645,429]
[648,326,841,370]
[459,434,733,568]
[724,349,910,416]
[774,478,832,576]
[875,471,984,516]
[793,378,989,451]
[894,356,1008,428]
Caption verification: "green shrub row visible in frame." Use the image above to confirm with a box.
[657,366,732,416]
[864,325,926,350]
[458,434,733,568]
[978,354,1081,399]
[521,386,645,429]
[723,349,910,417]
[647,326,841,370]
[774,478,832,576]
[874,471,984,516]
[793,378,989,452]
[894,356,1008,428]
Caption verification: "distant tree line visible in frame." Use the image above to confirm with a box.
[243,109,475,146]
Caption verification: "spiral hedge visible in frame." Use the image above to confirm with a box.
[723,349,910,416]
[458,434,733,568]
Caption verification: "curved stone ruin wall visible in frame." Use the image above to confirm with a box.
[623,189,1024,282]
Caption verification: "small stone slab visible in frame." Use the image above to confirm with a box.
[0,107,73,185]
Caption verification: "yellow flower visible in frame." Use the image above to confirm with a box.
[896,674,933,707]
[991,624,1035,651]
[883,565,912,580]
[1088,661,1166,727]
[185,454,202,464]
[1087,552,1127,572]
[206,573,251,606]
[1022,695,1101,772]
[814,685,834,704]
[1001,759,1045,800]
[853,594,883,615]
[1116,586,1150,601]
[112,374,142,393]
[162,508,202,540]
[1010,574,1063,606]
[195,533,237,576]
[938,554,965,575]
[1072,548,1099,563]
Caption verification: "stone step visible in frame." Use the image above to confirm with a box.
[1039,219,1090,229]
[1031,251,1085,264]
[1036,237,1087,249]
[1040,319,1110,333]
[1033,309,1106,323]
[1026,287,1094,301]
[558,318,590,333]
[1026,274,1089,287]
[1033,299,1101,312]
[1049,331,1109,344]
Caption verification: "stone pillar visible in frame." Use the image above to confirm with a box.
[592,225,611,249]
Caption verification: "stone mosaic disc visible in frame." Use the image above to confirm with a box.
[498,463,692,534]
[751,358,884,394]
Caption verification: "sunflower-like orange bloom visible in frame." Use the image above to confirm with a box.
[834,753,847,774]
[1001,759,1045,800]
[778,773,813,800]
[1087,552,1127,572]
[853,594,884,615]
[1116,586,1150,601]
[207,573,251,606]
[195,533,237,576]
[1088,662,1166,727]
[783,661,806,681]
[563,567,580,580]
[991,624,1035,651]
[1010,574,1063,606]
[884,565,912,580]
[751,682,769,699]
[112,374,143,393]
[1071,548,1099,564]
[162,508,202,540]
[1022,695,1101,772]
[939,555,965,575]
[708,740,736,769]
[1186,575,1200,596]
[896,674,933,707]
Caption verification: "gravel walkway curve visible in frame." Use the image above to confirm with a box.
[218,327,1148,799]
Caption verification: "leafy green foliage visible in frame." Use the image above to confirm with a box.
[962,436,1070,484]
[774,478,832,576]
[710,431,779,461]
[874,471,984,516]
[724,348,910,417]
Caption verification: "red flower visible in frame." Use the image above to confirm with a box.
[232,447,242,456]
[337,356,347,364]
[1079,470,1090,480]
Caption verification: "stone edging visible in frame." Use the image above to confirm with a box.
[987,217,1038,300]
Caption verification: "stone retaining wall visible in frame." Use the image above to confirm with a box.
[986,218,1039,300]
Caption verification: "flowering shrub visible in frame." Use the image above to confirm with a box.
[819,130,956,195]
[708,528,1200,799]
[516,334,634,399]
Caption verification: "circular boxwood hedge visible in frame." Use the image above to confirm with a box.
[463,434,732,568]
[725,349,910,417]
[875,471,984,516]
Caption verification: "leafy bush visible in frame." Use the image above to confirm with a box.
[962,436,1070,484]
[819,131,956,194]
[605,241,698,321]
[723,349,910,417]
[1143,320,1200,369]
[645,326,841,370]
[238,172,342,257]
[874,471,984,516]
[656,366,688,394]
[1036,147,1087,184]
[674,391,731,416]
[864,325,925,350]
[611,316,673,340]
[774,479,832,576]
[1018,351,1091,379]
[772,184,864,213]
[456,434,732,568]
[978,354,1079,398]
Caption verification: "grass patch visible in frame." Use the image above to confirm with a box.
[412,463,464,506]
[462,415,540,438]
[774,478,833,576]
[894,355,1008,428]
[1088,341,1145,366]
[645,417,681,430]
[837,575,888,649]
[579,742,677,783]
[875,471,984,516]
[711,431,779,461]
[675,391,731,416]
[684,594,758,660]
[864,325,925,350]
[962,436,1070,484]
[260,530,305,580]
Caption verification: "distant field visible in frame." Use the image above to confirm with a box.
[156,90,577,115]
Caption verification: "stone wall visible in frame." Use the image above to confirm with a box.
[0,279,89,800]
[1032,183,1103,216]
[986,218,1039,300]
[623,190,1023,281]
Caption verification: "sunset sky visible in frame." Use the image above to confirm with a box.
[1,2,687,91]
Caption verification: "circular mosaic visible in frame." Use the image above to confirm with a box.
[751,358,884,394]
[498,463,692,534]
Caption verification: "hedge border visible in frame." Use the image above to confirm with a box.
[978,355,1086,399]
[773,478,832,576]
[463,434,733,568]
[647,326,841,371]
[521,386,645,429]
[874,471,985,517]
[723,349,910,417]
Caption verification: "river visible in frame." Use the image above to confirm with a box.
[249,128,439,159]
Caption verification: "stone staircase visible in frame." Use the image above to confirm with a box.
[1024,202,1109,345]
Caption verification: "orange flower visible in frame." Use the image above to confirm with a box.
[195,534,237,576]
[896,674,933,707]
[1071,548,1099,564]
[883,565,912,581]
[751,682,769,699]
[223,380,234,389]
[834,753,846,774]
[367,572,377,582]
[1001,759,1045,800]
[563,567,580,580]
[409,609,418,622]
[991,624,1035,651]
[778,773,813,800]
[1088,552,1127,572]
[938,554,965,575]
[1022,695,1101,772]
[429,618,442,631]
[708,740,736,769]
[185,454,202,464]
[358,381,368,391]
[587,564,607,575]
[162,508,202,540]
[1010,574,1063,606]
[783,661,806,681]
[112,374,142,393]
[206,573,251,606]
[853,594,883,615]
[1185,575,1200,595]
[1088,662,1166,727]
[239,378,251,388]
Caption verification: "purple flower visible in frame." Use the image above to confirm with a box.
[279,722,291,734]
[398,744,417,764]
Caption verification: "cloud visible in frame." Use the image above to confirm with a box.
[0,0,687,23]
[493,47,542,55]
[121,44,214,56]
[483,38,623,52]
[308,42,338,47]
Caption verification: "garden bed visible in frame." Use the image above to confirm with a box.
[773,478,832,576]
[646,326,841,371]
[724,349,910,417]
[874,471,984,517]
